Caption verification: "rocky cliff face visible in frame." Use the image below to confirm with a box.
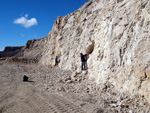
[38,0,150,103]
[2,0,150,103]
[0,46,24,58]
[0,36,47,62]
[23,36,47,61]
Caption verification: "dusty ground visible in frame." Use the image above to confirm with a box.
[0,61,150,113]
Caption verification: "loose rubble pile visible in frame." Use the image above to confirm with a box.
[0,62,150,112]
[35,66,150,112]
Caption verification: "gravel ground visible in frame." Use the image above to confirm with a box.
[0,61,150,113]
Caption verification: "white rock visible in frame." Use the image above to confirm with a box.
[23,0,150,103]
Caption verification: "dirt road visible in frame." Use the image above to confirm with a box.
[0,62,150,113]
[0,82,86,113]
[0,62,86,113]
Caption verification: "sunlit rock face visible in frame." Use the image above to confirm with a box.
[38,0,150,102]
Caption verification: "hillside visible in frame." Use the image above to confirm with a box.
[38,0,150,103]
[1,0,150,104]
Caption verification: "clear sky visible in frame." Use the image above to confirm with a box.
[0,0,89,51]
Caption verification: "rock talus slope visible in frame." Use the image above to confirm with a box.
[35,0,150,103]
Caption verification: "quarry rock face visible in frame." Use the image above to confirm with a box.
[2,0,150,103]
[0,46,24,58]
[0,37,47,63]
[38,0,150,102]
[23,37,47,61]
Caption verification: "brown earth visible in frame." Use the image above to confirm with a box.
[0,61,150,113]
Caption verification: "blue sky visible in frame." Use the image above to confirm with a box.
[0,0,88,51]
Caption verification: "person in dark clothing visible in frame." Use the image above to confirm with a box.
[80,53,87,70]
[55,56,58,66]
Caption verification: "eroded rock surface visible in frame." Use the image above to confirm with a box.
[1,0,150,104]
[38,0,150,103]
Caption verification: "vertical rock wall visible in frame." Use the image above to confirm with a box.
[39,0,150,102]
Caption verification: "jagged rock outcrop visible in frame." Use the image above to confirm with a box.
[1,0,150,103]
[38,0,150,103]
[0,46,24,58]
[0,36,47,63]
[23,36,47,61]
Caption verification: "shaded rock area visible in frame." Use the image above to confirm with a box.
[0,36,47,63]
[0,46,24,58]
[23,37,47,61]
[6,57,38,64]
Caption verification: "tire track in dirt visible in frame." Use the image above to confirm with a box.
[0,77,86,113]
[0,63,86,113]
[31,95,59,113]
[40,93,86,113]
[0,81,19,112]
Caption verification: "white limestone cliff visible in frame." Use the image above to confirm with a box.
[38,0,150,102]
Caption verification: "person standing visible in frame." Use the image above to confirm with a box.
[55,56,58,66]
[80,53,87,70]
